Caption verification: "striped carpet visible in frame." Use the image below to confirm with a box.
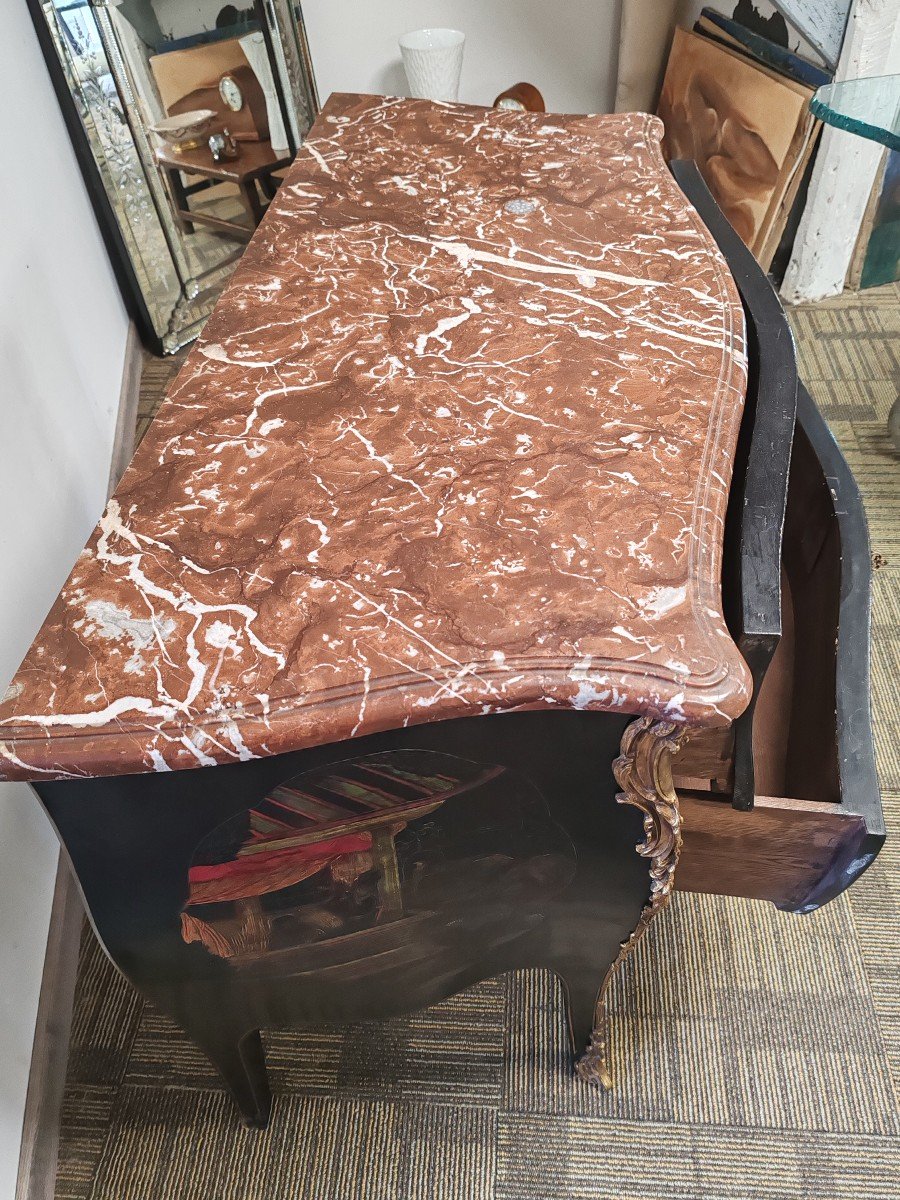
[54,286,900,1199]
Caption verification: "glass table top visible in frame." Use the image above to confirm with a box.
[810,74,900,151]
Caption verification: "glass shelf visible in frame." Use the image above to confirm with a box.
[810,74,900,152]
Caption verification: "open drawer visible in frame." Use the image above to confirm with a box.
[673,384,885,913]
[668,160,885,914]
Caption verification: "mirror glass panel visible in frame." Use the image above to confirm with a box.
[34,0,318,353]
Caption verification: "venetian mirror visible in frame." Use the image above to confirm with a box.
[29,0,318,354]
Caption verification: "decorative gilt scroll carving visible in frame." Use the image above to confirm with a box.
[575,715,688,1089]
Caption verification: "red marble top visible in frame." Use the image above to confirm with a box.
[0,94,751,781]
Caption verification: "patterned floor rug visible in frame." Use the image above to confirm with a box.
[53,286,900,1200]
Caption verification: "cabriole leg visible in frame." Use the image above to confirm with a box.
[191,1021,271,1128]
[575,716,687,1089]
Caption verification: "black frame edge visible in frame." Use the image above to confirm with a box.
[25,0,165,356]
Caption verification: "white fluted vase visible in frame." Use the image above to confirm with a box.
[399,28,465,103]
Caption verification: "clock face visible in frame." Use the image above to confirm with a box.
[219,76,243,113]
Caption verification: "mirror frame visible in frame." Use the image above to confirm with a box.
[25,0,319,356]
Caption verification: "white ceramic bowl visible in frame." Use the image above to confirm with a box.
[150,109,217,152]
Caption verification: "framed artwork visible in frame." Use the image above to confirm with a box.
[658,27,817,266]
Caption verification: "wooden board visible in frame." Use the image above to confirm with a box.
[756,118,822,268]
[676,790,867,909]
[671,725,733,793]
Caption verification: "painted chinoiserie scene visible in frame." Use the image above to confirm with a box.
[180,751,576,977]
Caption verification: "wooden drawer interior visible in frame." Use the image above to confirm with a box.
[671,412,873,911]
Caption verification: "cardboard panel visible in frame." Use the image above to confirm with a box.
[150,36,249,114]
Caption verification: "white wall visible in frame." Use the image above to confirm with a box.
[0,4,129,1196]
[302,0,624,114]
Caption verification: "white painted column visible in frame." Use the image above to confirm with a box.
[781,0,900,304]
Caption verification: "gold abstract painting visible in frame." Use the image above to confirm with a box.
[658,27,813,262]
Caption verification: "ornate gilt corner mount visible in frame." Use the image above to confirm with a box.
[575,715,688,1090]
